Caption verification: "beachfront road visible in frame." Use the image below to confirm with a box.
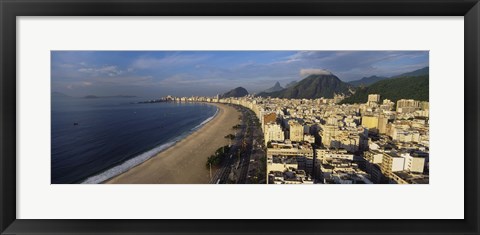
[209,104,265,184]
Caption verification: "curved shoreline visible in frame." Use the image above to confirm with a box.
[105,103,241,184]
[80,103,220,184]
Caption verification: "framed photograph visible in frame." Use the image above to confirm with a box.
[1,0,479,234]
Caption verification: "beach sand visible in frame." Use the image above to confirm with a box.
[106,103,241,184]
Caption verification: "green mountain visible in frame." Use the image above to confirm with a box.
[221,87,249,98]
[347,67,429,87]
[392,66,429,78]
[340,74,429,104]
[258,73,353,99]
[348,75,388,87]
[285,80,298,88]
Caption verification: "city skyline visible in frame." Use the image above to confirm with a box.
[51,51,429,97]
[124,93,430,184]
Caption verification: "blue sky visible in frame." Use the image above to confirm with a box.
[51,51,428,97]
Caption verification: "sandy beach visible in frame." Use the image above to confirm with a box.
[106,103,241,184]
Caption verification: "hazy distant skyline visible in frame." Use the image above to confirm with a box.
[51,51,428,97]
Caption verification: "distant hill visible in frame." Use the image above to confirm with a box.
[84,95,137,99]
[348,75,388,87]
[221,87,249,98]
[285,80,298,88]
[341,74,429,104]
[392,66,429,78]
[258,72,353,99]
[347,66,429,87]
[52,91,71,98]
[263,81,284,93]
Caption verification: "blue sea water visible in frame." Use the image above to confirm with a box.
[51,97,218,184]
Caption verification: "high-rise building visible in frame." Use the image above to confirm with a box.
[264,123,285,145]
[396,99,421,113]
[400,152,426,173]
[319,125,338,147]
[288,120,304,142]
[262,112,277,130]
[378,116,388,134]
[368,94,380,103]
[362,115,379,131]
[365,150,384,164]
[381,152,405,176]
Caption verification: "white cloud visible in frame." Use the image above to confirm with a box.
[94,75,154,85]
[78,65,124,77]
[156,74,230,89]
[64,81,94,90]
[132,54,208,69]
[58,63,76,68]
[300,68,333,76]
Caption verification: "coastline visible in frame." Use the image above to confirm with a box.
[105,103,241,184]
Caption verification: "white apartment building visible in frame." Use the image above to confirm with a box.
[288,120,304,142]
[264,123,285,145]
[400,152,426,173]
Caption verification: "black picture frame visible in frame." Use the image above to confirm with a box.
[1,0,479,234]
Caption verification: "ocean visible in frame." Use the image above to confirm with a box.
[51,96,218,184]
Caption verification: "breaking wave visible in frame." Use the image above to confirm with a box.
[81,105,219,184]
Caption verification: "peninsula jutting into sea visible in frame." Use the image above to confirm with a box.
[51,51,429,184]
